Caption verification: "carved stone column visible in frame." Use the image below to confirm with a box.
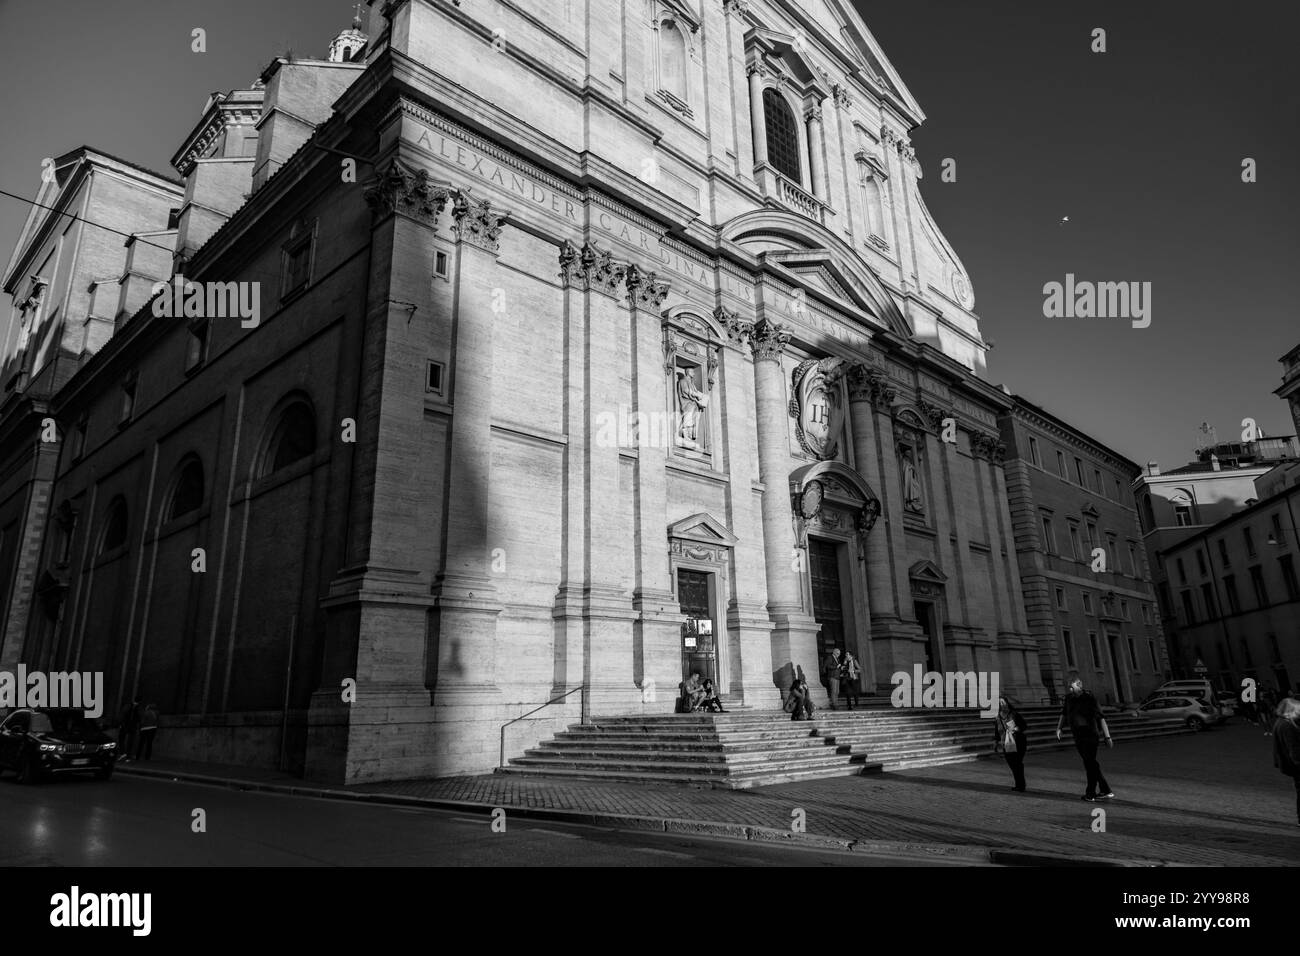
[747,62,769,170]
[625,266,680,709]
[806,104,827,201]
[751,318,822,699]
[715,308,775,705]
[552,242,638,718]
[429,191,508,710]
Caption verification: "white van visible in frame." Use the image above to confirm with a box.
[1145,680,1221,714]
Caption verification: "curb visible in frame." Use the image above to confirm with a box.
[115,762,1171,867]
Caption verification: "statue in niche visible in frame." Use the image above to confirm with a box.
[901,445,924,513]
[676,363,709,449]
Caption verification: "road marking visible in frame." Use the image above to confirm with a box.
[527,827,582,839]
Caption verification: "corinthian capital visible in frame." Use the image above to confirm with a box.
[625,265,670,308]
[363,158,449,226]
[450,190,506,252]
[750,317,790,362]
[715,306,754,348]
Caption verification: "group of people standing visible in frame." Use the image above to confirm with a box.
[116,695,160,762]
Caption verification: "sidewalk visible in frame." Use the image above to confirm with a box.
[116,722,1299,866]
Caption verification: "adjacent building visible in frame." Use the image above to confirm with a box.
[999,397,1166,704]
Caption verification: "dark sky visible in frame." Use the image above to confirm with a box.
[1,1,1296,471]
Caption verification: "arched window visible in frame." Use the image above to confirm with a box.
[259,400,317,478]
[166,458,205,520]
[762,88,801,181]
[659,19,687,101]
[99,497,129,554]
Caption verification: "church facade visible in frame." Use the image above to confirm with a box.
[2,0,1045,783]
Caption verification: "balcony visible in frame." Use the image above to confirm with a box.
[757,165,828,227]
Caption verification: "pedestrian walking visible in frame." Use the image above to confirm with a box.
[1261,686,1278,735]
[135,700,159,761]
[117,696,141,763]
[822,647,842,710]
[1056,674,1115,801]
[1272,697,1300,827]
[994,695,1029,792]
[839,651,861,710]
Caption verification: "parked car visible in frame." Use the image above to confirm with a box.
[1132,695,1222,731]
[1143,682,1225,719]
[0,708,118,783]
[1213,691,1238,718]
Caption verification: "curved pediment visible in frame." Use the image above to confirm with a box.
[721,208,913,341]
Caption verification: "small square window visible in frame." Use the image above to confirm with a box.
[426,360,444,395]
[434,250,449,279]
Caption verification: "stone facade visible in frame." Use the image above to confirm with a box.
[998,397,1167,704]
[3,1,1052,783]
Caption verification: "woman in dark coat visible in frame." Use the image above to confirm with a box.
[786,667,815,721]
[994,694,1029,792]
[1272,697,1300,826]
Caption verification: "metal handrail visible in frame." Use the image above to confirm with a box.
[498,684,586,770]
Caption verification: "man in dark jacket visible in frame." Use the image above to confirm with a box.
[117,696,141,764]
[1056,674,1114,801]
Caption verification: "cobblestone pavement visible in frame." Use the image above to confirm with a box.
[122,721,1299,865]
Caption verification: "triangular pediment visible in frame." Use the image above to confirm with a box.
[668,513,738,546]
[787,264,852,302]
[909,559,948,584]
[1081,503,1101,518]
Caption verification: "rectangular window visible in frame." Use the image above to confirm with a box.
[1106,533,1117,568]
[1081,591,1094,615]
[1068,523,1082,560]
[281,230,314,299]
[1271,513,1285,546]
[1089,631,1101,668]
[1244,527,1256,557]
[185,319,208,372]
[1176,557,1187,584]
[1041,515,1057,553]
[1174,505,1192,527]
[1280,555,1299,601]
[1127,544,1138,577]
[70,414,87,460]
[1057,451,1067,479]
[1114,477,1122,500]
[1120,599,1130,620]
[1055,587,1067,611]
[434,249,449,279]
[1198,583,1215,619]
[1180,589,1196,624]
[1094,468,1103,494]
[1127,637,1139,670]
[1141,604,1152,625]
[1028,436,1040,467]
[1074,457,1086,485]
[1224,575,1240,614]
[1249,565,1267,606]
[426,360,444,396]
[118,374,137,426]
[1062,628,1076,668]
[1196,549,1207,577]
[1086,521,1098,551]
[1218,538,1230,567]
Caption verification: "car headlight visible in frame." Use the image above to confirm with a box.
[38,743,58,752]
[101,742,116,750]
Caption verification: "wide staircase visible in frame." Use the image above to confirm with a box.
[501,702,1193,789]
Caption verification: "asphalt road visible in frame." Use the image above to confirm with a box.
[0,773,986,866]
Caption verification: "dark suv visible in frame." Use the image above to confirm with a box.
[0,708,118,783]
